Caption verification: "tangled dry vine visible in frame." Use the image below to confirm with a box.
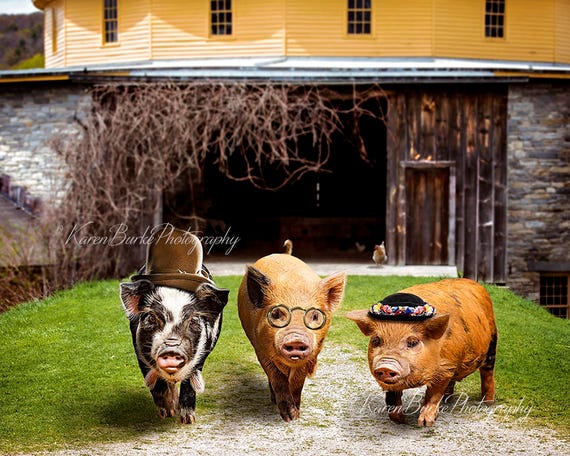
[34,82,386,292]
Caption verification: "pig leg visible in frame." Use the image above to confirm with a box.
[480,333,497,403]
[385,391,406,424]
[264,366,299,421]
[289,371,307,411]
[418,383,449,427]
[150,378,179,419]
[179,379,197,424]
[444,380,456,398]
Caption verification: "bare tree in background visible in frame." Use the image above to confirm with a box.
[39,81,386,292]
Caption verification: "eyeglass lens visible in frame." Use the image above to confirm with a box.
[267,305,326,330]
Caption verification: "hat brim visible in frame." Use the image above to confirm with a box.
[131,273,214,293]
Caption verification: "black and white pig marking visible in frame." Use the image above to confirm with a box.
[120,278,228,424]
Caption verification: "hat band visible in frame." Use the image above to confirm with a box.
[369,302,435,319]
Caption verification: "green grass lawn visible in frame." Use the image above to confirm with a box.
[0,275,568,453]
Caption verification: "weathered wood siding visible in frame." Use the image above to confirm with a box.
[386,88,507,283]
[40,0,570,68]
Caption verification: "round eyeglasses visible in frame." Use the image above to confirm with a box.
[266,304,327,330]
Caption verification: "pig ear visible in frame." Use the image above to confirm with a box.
[246,265,271,309]
[195,283,229,314]
[423,313,450,340]
[345,309,377,336]
[119,279,155,317]
[319,272,346,313]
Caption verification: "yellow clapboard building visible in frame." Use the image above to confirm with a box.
[34,0,570,68]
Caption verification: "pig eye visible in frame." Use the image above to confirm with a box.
[407,337,420,349]
[371,336,383,347]
[267,305,291,328]
[304,308,327,330]
[143,313,158,327]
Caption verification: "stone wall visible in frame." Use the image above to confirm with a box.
[0,82,91,210]
[506,82,570,301]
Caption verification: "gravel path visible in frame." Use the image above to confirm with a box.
[34,345,568,456]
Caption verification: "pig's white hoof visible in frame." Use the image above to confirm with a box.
[179,409,196,425]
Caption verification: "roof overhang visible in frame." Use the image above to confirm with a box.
[32,0,51,11]
[1,57,570,85]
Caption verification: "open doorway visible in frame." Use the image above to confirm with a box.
[165,95,388,260]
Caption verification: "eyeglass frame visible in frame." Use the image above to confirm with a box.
[266,304,327,330]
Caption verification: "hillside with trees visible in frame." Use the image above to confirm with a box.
[0,13,43,69]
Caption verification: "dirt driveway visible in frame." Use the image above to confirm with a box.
[35,345,568,456]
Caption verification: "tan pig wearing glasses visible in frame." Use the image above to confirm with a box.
[238,241,346,422]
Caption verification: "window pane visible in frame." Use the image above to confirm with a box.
[211,0,232,35]
[347,0,372,35]
[484,0,505,39]
[103,0,118,43]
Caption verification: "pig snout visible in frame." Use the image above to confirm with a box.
[280,333,312,361]
[373,358,410,385]
[157,353,186,373]
[156,338,187,374]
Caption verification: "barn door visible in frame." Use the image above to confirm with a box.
[405,167,450,265]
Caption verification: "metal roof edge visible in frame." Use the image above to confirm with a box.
[1,57,568,83]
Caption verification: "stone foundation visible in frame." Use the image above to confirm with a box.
[0,82,91,208]
[506,82,570,301]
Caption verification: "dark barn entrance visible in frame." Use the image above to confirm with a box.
[197,100,388,260]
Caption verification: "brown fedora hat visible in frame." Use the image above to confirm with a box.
[131,227,214,293]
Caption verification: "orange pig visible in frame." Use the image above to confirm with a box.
[238,248,346,422]
[346,278,497,427]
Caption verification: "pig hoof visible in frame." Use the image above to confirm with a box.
[279,403,300,422]
[179,409,196,425]
[158,406,177,419]
[388,410,407,424]
[417,411,437,427]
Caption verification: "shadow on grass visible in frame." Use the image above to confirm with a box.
[205,369,283,424]
[98,388,171,431]
[92,370,279,432]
